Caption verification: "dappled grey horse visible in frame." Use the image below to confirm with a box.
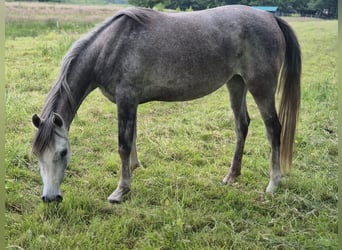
[32,5,301,203]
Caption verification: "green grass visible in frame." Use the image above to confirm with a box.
[5,7,337,249]
[5,20,95,38]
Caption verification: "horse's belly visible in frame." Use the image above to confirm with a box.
[141,76,227,102]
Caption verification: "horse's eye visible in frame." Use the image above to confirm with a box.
[60,149,68,158]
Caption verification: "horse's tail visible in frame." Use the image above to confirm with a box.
[275,16,301,173]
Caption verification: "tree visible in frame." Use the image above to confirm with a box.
[307,0,338,18]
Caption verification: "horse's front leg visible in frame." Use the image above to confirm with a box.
[108,93,138,203]
[130,125,140,173]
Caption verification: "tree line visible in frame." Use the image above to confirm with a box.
[31,0,338,18]
[128,0,338,18]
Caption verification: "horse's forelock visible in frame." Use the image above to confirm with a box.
[32,116,55,156]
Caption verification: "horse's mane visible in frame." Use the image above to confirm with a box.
[33,7,156,155]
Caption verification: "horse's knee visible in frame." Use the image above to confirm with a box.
[118,145,131,159]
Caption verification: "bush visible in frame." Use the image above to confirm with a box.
[185,5,193,11]
[153,2,165,11]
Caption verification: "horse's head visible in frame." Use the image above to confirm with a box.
[32,113,71,203]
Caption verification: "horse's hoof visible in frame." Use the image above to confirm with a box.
[266,184,280,194]
[107,187,130,204]
[266,177,281,193]
[108,198,123,204]
[107,192,123,203]
[222,175,236,185]
[265,183,277,193]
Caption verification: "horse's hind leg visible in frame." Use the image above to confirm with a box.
[249,81,281,193]
[223,76,250,184]
[108,90,138,203]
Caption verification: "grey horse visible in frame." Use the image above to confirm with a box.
[32,5,301,203]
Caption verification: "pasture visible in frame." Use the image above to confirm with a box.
[5,2,337,249]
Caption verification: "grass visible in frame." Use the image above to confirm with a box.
[5,3,338,249]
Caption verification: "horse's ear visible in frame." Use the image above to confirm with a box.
[52,113,64,128]
[32,114,41,129]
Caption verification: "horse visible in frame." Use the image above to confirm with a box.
[32,5,301,203]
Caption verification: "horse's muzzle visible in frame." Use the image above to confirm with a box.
[42,195,63,203]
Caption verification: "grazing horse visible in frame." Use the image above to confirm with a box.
[32,5,301,203]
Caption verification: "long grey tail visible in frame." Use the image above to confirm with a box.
[275,16,301,173]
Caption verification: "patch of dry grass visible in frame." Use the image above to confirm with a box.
[5,2,125,23]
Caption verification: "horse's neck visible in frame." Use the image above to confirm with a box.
[43,62,95,130]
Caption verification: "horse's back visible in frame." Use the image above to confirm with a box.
[96,5,285,102]
[121,5,284,71]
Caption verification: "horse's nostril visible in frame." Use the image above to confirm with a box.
[56,195,63,203]
[42,195,63,203]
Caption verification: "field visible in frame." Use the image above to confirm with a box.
[5,2,338,249]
